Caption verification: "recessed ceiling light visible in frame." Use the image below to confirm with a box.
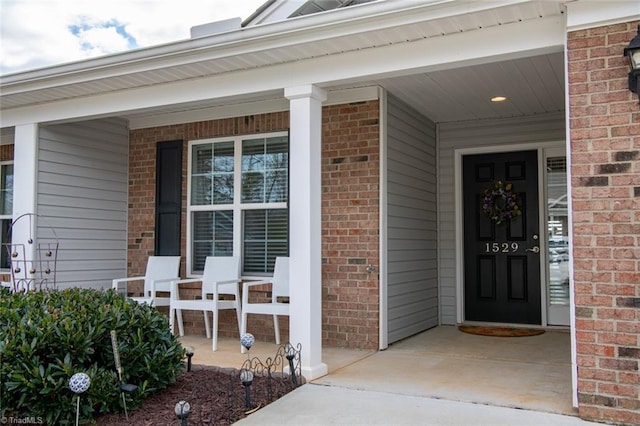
[491,96,507,102]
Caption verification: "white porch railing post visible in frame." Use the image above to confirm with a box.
[284,85,328,380]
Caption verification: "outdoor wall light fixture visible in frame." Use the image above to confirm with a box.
[624,25,640,103]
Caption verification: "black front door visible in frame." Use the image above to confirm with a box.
[462,150,541,324]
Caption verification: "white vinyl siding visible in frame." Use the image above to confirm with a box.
[437,112,566,325]
[37,118,129,289]
[386,93,438,344]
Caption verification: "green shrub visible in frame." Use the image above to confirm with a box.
[0,287,185,425]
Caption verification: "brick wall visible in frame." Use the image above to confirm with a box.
[322,101,380,350]
[568,21,640,425]
[127,101,380,350]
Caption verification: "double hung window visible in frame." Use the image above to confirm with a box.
[188,133,288,275]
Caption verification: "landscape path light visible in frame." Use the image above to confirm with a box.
[285,342,298,386]
[175,400,190,426]
[240,368,254,409]
[185,346,194,372]
[69,372,90,426]
[240,332,255,356]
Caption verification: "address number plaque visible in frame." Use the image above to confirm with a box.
[484,242,519,253]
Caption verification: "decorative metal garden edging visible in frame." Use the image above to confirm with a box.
[175,335,304,425]
[235,341,303,406]
[225,336,303,423]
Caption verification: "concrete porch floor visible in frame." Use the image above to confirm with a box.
[179,325,575,417]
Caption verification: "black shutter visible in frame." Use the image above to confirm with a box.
[155,140,182,256]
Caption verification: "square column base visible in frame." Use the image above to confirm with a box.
[301,362,328,381]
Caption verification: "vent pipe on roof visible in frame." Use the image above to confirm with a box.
[190,17,241,38]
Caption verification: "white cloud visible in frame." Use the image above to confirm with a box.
[73,22,133,55]
[0,0,266,75]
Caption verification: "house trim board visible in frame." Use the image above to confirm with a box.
[565,1,640,31]
[562,13,578,407]
[379,87,388,351]
[129,86,381,130]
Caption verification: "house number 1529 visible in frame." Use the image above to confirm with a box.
[485,242,519,253]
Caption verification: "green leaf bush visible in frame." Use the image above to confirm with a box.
[0,287,184,424]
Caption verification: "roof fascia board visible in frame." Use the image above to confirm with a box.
[0,16,562,128]
[129,99,290,130]
[565,0,640,31]
[1,0,534,93]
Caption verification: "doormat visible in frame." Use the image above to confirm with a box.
[458,325,545,337]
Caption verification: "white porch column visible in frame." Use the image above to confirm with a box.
[284,85,327,380]
[12,124,39,277]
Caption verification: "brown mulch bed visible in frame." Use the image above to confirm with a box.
[96,365,300,425]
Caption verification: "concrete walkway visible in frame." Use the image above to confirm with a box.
[181,326,597,425]
[235,384,599,425]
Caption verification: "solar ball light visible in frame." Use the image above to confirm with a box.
[69,372,90,426]
[240,333,255,356]
[240,368,254,409]
[175,400,191,426]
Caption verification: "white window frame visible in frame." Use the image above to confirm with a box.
[0,161,13,271]
[186,132,288,277]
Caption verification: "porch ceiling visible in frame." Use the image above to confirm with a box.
[336,51,566,123]
[0,0,565,125]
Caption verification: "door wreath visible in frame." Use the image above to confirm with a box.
[482,180,521,224]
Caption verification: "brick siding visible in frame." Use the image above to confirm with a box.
[127,101,380,350]
[322,101,380,350]
[568,21,640,425]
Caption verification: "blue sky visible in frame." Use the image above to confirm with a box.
[0,0,266,75]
